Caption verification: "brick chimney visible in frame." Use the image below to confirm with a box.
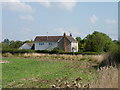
[63,32,67,52]
[70,33,72,37]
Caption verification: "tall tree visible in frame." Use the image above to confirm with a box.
[84,31,113,52]
[3,39,10,45]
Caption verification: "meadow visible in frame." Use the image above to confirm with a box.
[1,53,118,88]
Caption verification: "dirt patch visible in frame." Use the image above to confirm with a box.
[0,60,10,64]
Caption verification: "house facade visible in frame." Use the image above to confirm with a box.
[34,33,78,52]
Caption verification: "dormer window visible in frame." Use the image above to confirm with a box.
[39,42,44,45]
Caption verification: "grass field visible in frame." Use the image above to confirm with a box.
[2,53,118,88]
[2,55,97,88]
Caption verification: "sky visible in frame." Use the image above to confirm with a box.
[1,0,118,41]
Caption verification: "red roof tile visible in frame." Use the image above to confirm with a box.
[34,36,77,42]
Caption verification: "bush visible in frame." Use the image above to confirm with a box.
[35,50,50,53]
[111,45,120,67]
[2,52,13,57]
[2,48,35,54]
[60,51,102,55]
[99,45,120,68]
[50,47,63,54]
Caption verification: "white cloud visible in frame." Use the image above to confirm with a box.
[39,0,51,8]
[105,19,116,24]
[2,0,33,13]
[53,27,81,37]
[59,0,77,11]
[2,0,76,12]
[28,0,76,11]
[90,14,99,24]
[20,15,34,21]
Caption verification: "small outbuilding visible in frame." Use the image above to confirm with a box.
[19,43,34,50]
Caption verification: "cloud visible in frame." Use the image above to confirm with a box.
[28,0,77,12]
[20,15,34,21]
[2,0,33,13]
[53,27,81,37]
[2,0,77,12]
[90,14,99,24]
[59,0,77,12]
[39,0,51,8]
[105,19,116,24]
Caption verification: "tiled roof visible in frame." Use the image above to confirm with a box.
[34,36,63,42]
[26,43,34,47]
[66,36,77,43]
[34,36,77,42]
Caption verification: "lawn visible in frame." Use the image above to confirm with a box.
[2,56,97,88]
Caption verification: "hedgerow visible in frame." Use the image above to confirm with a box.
[2,48,35,54]
[1,48,102,55]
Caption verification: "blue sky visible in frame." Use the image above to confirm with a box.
[2,1,118,41]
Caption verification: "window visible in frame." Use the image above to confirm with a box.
[49,42,52,45]
[39,42,44,45]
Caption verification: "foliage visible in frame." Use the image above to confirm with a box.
[23,40,34,44]
[110,45,120,67]
[84,31,113,52]
[99,45,120,68]
[50,47,63,54]
[113,40,120,45]
[2,48,35,54]
[35,50,50,53]
[9,40,23,49]
[2,52,13,57]
[1,39,34,49]
[0,43,10,49]
[1,31,119,53]
[2,38,10,44]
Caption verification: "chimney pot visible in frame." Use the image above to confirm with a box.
[70,33,72,37]
[63,32,66,37]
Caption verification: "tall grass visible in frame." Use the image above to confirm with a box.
[91,45,120,88]
[99,45,120,68]
[91,66,118,88]
[17,53,104,62]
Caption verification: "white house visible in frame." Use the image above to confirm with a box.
[19,43,34,50]
[34,33,78,52]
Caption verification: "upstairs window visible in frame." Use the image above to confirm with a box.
[49,42,52,45]
[39,42,44,45]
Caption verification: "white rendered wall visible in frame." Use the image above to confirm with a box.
[19,44,31,49]
[71,42,78,52]
[35,42,58,50]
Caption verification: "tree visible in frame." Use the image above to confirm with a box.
[84,31,113,52]
[76,37,85,52]
[9,40,23,48]
[0,43,10,49]
[2,39,10,44]
[23,40,34,44]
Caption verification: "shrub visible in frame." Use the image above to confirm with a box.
[35,50,50,53]
[2,48,35,54]
[99,45,120,68]
[2,52,13,57]
[50,47,63,54]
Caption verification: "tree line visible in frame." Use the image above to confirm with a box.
[76,31,119,52]
[0,39,34,49]
[1,31,120,53]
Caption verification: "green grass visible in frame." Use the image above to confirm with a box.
[2,57,97,88]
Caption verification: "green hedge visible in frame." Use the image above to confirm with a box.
[2,48,35,54]
[35,50,102,55]
[59,51,102,55]
[1,48,102,55]
[35,50,50,53]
